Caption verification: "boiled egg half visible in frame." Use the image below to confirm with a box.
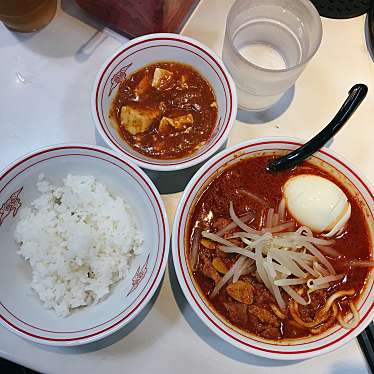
[282,174,351,237]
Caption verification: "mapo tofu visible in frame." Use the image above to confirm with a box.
[110,62,217,159]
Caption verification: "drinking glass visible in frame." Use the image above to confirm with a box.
[223,0,322,111]
[0,0,57,33]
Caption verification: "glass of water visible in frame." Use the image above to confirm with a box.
[223,0,322,111]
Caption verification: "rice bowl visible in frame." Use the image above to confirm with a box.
[0,144,169,346]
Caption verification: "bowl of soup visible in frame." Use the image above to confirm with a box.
[92,33,237,171]
[172,137,374,360]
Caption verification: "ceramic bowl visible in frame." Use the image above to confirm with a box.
[92,33,237,171]
[0,144,169,346]
[172,137,374,360]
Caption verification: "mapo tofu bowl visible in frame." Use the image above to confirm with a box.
[172,137,374,360]
[92,33,237,171]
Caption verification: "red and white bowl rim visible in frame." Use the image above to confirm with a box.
[172,137,374,360]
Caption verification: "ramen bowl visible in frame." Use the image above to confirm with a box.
[92,33,237,172]
[0,144,169,346]
[172,137,374,360]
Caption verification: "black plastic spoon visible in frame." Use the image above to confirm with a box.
[266,84,368,172]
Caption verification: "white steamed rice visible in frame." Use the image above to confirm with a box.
[14,174,143,317]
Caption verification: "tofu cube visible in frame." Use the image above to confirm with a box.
[120,105,159,135]
[151,68,173,90]
[159,114,194,133]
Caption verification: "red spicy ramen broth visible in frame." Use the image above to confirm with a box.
[187,155,371,340]
[110,62,217,159]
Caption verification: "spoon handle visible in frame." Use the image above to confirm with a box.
[266,84,368,172]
